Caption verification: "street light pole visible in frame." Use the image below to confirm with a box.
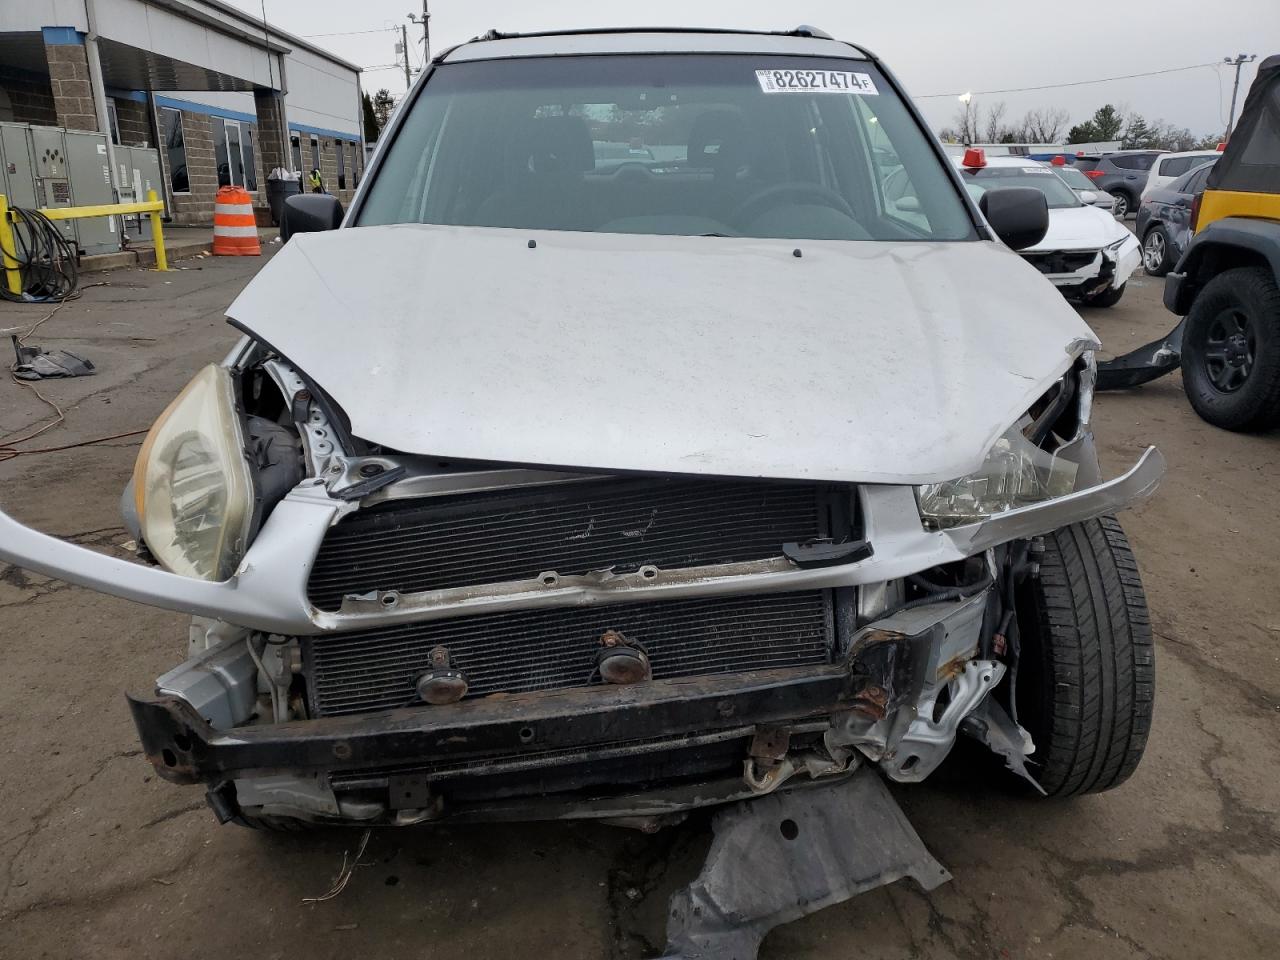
[409,2,431,65]
[400,24,412,92]
[1224,54,1257,139]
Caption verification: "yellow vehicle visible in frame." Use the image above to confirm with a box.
[1162,54,1280,430]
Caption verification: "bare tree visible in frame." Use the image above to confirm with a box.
[982,101,1008,143]
[952,99,981,144]
[1019,107,1070,143]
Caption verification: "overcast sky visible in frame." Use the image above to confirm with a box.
[230,0,1276,139]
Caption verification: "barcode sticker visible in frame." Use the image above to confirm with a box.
[756,69,879,95]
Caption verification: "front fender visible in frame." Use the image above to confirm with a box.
[1166,216,1280,315]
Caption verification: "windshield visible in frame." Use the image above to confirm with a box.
[1055,166,1094,190]
[356,54,974,242]
[958,165,1082,209]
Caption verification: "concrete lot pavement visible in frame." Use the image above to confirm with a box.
[1,257,1277,959]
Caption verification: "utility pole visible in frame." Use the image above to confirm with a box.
[399,24,412,92]
[409,2,431,65]
[1224,53,1257,139]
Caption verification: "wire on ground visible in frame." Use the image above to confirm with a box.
[0,206,81,303]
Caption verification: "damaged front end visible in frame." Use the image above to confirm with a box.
[0,338,1161,828]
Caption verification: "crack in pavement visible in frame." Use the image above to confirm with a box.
[0,748,143,913]
[1027,699,1280,957]
[1155,629,1279,713]
[0,529,134,609]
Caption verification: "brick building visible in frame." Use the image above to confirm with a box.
[0,2,364,226]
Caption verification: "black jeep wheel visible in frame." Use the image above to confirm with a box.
[1083,282,1126,308]
[1014,517,1154,797]
[1182,266,1280,432]
[1142,225,1174,276]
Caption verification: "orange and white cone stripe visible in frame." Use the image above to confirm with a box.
[212,186,261,256]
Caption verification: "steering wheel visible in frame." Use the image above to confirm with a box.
[730,181,856,226]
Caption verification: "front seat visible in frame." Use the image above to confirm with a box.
[475,115,598,231]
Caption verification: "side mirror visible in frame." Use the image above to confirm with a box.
[978,186,1048,251]
[895,196,921,212]
[281,194,343,242]
[1079,190,1099,204]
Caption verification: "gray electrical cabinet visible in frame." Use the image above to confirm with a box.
[116,144,165,238]
[28,125,78,247]
[63,129,117,255]
[0,121,121,256]
[0,123,39,209]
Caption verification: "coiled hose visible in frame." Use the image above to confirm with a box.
[0,206,80,302]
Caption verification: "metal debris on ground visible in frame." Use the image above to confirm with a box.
[661,769,951,960]
[12,337,95,380]
[301,828,373,904]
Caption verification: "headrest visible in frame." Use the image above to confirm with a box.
[524,115,595,174]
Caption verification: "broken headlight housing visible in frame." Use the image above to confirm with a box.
[132,364,255,580]
[916,423,1078,530]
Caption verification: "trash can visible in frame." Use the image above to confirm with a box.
[266,169,302,227]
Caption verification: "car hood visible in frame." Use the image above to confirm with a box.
[227,224,1097,484]
[1028,204,1130,252]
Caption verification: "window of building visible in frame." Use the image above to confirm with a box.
[290,133,302,173]
[105,101,121,146]
[242,126,257,191]
[310,135,320,173]
[337,139,347,190]
[159,107,189,194]
[212,117,259,191]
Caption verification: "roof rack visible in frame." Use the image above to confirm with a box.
[473,25,838,43]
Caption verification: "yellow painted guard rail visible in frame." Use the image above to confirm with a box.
[0,189,167,296]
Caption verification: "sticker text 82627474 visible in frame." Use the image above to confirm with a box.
[755,69,879,95]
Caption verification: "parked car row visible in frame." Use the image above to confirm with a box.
[1070,148,1219,219]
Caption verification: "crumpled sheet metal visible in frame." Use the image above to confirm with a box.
[662,769,951,960]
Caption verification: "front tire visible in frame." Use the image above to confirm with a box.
[1181,267,1280,432]
[1014,517,1154,797]
[1142,225,1174,276]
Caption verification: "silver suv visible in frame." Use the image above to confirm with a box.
[0,27,1161,914]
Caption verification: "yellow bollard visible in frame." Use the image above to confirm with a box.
[147,190,168,272]
[0,193,22,295]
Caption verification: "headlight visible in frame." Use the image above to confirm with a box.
[916,424,1078,530]
[132,365,254,580]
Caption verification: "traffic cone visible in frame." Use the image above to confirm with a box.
[212,186,261,256]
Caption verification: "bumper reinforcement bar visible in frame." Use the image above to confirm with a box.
[129,665,855,785]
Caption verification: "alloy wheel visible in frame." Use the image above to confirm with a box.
[1142,231,1165,271]
[1203,308,1256,393]
[1113,194,1129,218]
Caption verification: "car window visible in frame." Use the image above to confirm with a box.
[1159,156,1192,177]
[1182,165,1214,194]
[957,164,1081,209]
[1055,166,1094,190]
[1072,158,1100,172]
[356,55,975,242]
[1111,154,1154,170]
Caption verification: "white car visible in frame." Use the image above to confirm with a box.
[1140,149,1220,200]
[1051,162,1118,214]
[955,153,1141,306]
